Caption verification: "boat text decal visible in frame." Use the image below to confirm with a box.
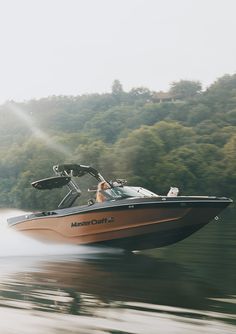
[71,217,114,228]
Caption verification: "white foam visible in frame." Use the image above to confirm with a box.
[0,209,97,257]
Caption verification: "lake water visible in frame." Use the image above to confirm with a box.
[0,208,235,334]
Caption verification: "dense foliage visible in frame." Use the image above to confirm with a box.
[0,75,235,210]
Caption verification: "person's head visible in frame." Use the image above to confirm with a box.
[98,181,110,191]
[96,181,110,202]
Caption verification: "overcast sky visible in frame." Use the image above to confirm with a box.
[0,0,235,103]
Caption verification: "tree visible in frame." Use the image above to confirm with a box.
[113,125,164,190]
[152,121,195,152]
[112,79,123,96]
[169,80,202,99]
[129,87,152,100]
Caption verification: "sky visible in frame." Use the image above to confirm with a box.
[0,0,236,103]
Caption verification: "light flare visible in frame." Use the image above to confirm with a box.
[7,102,71,157]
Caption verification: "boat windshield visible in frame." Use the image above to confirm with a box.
[104,186,158,200]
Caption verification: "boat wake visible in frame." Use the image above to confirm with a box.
[0,209,121,258]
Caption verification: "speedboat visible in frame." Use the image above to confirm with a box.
[7,164,232,250]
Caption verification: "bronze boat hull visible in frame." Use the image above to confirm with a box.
[8,197,232,250]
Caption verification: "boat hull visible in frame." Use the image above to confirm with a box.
[8,197,232,250]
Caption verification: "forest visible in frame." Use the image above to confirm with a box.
[0,74,235,210]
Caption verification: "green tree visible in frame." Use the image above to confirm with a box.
[170,80,202,99]
[129,87,152,102]
[221,134,236,199]
[112,79,123,96]
[152,121,195,152]
[113,125,164,190]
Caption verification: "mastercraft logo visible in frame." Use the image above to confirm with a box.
[71,217,114,228]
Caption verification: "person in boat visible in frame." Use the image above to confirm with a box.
[96,181,110,202]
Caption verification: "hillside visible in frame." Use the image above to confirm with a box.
[0,75,235,210]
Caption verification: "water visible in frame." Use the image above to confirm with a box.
[0,208,235,334]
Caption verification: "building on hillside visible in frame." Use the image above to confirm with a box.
[152,91,175,103]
